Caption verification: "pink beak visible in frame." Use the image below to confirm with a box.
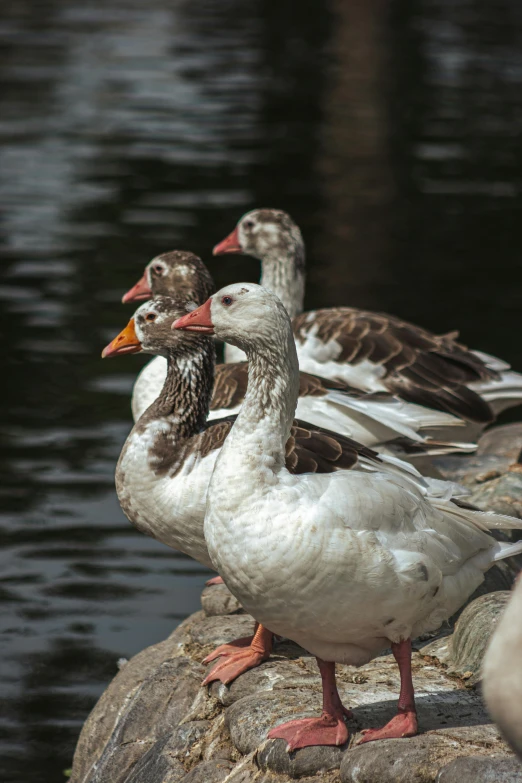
[213,226,242,256]
[172,298,214,334]
[122,273,152,304]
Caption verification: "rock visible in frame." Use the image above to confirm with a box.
[467,471,522,518]
[125,736,186,783]
[432,434,522,519]
[340,733,511,783]
[70,600,515,783]
[478,424,522,461]
[70,615,203,783]
[189,613,256,654]
[449,592,511,685]
[436,754,522,782]
[432,454,512,487]
[201,583,244,617]
[226,690,318,755]
[210,657,317,707]
[258,739,346,779]
[74,657,204,783]
[182,760,235,782]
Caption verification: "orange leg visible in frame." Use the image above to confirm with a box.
[202,623,273,685]
[357,639,418,744]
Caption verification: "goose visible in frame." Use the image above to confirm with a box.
[213,209,522,442]
[173,283,522,750]
[123,252,472,456]
[483,576,522,759]
[103,296,468,686]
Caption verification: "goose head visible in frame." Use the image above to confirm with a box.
[122,251,214,306]
[102,296,206,360]
[172,283,292,355]
[213,209,303,264]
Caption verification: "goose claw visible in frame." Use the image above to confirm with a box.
[268,714,349,751]
[202,625,273,685]
[356,711,418,744]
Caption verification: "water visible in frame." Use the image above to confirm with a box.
[1,0,522,780]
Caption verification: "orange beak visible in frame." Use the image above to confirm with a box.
[101,319,142,358]
[121,273,152,304]
[172,298,214,334]
[213,226,242,255]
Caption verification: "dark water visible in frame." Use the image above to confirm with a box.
[1,0,522,780]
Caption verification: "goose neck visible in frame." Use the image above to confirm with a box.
[228,330,300,469]
[260,244,305,319]
[147,339,215,437]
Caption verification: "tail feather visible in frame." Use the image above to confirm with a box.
[492,540,522,563]
[434,499,522,534]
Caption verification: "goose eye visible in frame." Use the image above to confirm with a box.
[222,296,233,306]
[153,265,164,275]
[243,220,254,230]
[145,313,157,322]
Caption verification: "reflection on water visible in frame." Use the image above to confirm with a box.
[0,0,521,780]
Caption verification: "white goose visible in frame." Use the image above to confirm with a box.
[483,576,522,759]
[174,283,522,750]
[214,209,522,441]
[103,295,468,687]
[124,251,472,456]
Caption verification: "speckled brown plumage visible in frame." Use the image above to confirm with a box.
[147,414,382,480]
[148,250,215,305]
[210,363,354,412]
[293,308,497,423]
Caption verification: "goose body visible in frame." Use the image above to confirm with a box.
[174,283,522,748]
[483,578,522,759]
[214,209,522,433]
[125,252,471,456]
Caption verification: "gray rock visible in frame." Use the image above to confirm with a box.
[226,690,319,755]
[166,720,212,758]
[211,658,318,707]
[72,657,204,783]
[182,760,235,782]
[189,613,256,653]
[467,471,522,518]
[449,591,511,685]
[125,736,186,783]
[341,735,444,782]
[70,616,203,783]
[340,734,511,783]
[258,739,346,779]
[432,454,512,486]
[436,754,522,782]
[478,424,522,461]
[201,583,244,617]
[214,763,322,783]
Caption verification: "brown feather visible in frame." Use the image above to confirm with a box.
[293,307,498,424]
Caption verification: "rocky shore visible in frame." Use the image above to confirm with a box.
[70,425,522,783]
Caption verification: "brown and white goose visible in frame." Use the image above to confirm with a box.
[123,251,471,456]
[214,209,522,440]
[103,295,468,686]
